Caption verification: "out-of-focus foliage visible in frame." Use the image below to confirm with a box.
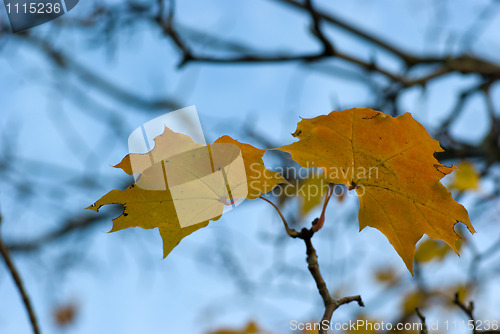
[1,0,500,333]
[448,161,480,192]
[207,320,265,334]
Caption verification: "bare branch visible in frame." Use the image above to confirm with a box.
[274,0,438,65]
[12,34,181,111]
[298,228,363,334]
[6,214,104,253]
[0,218,41,334]
[454,292,477,334]
[304,0,334,56]
[415,308,428,334]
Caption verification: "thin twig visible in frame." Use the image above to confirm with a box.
[440,81,490,129]
[275,0,437,65]
[7,214,105,253]
[453,292,476,334]
[157,0,193,66]
[451,292,500,334]
[415,308,428,334]
[260,196,298,237]
[15,35,181,111]
[0,222,41,334]
[451,293,500,334]
[304,0,334,55]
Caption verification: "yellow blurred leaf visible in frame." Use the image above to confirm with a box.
[444,284,471,308]
[449,161,480,192]
[299,322,319,334]
[207,320,266,334]
[297,171,330,217]
[374,266,401,286]
[344,314,380,334]
[415,237,461,263]
[402,291,426,316]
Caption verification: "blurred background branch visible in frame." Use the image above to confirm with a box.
[0,0,499,333]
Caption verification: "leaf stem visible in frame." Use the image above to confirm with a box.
[259,196,298,237]
[312,183,335,232]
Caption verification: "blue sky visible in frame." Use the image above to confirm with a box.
[1,0,499,333]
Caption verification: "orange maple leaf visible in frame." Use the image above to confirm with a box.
[277,108,475,273]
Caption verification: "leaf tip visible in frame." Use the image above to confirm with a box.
[112,155,134,175]
[86,203,98,212]
[407,261,415,276]
[162,245,174,259]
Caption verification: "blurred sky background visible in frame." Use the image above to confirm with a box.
[1,0,500,333]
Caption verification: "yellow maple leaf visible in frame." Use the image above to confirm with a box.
[114,126,204,175]
[448,160,480,192]
[215,135,288,199]
[88,127,285,258]
[277,108,475,273]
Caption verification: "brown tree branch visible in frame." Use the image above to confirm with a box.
[274,0,441,65]
[262,193,364,333]
[154,0,500,92]
[304,0,334,56]
[12,34,181,111]
[299,228,363,333]
[275,0,500,79]
[155,0,193,66]
[7,214,104,253]
[454,292,477,334]
[415,308,429,334]
[0,219,41,334]
[450,292,500,334]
